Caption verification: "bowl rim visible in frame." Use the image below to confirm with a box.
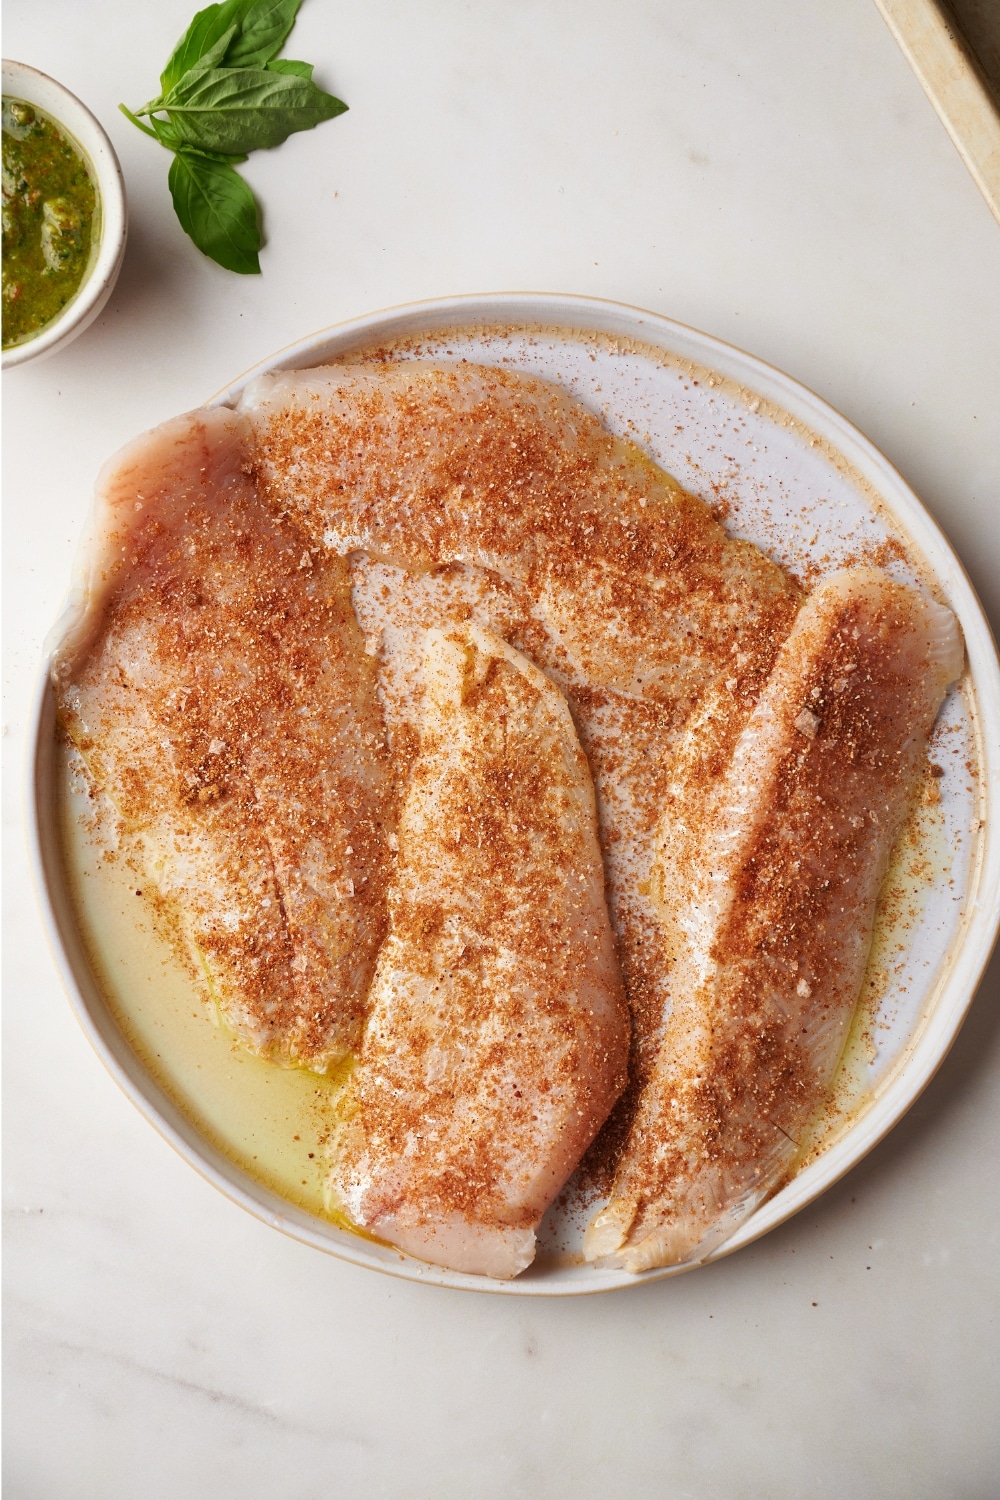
[2,59,128,368]
[27,291,1000,1294]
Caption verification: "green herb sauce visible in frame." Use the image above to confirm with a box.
[2,97,98,350]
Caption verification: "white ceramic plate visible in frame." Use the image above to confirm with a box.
[30,294,1000,1295]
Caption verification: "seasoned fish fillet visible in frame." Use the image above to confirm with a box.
[584,569,964,1271]
[52,408,395,1070]
[348,557,700,1131]
[239,360,799,706]
[328,624,629,1278]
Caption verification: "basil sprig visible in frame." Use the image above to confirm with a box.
[121,0,347,274]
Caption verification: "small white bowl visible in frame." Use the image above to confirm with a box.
[2,60,127,368]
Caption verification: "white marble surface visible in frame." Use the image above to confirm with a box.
[3,1,999,1494]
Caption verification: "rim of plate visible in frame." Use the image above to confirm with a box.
[28,292,1000,1296]
[2,60,128,369]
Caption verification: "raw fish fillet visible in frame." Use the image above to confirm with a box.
[347,557,707,1128]
[238,360,799,706]
[584,568,964,1272]
[328,624,629,1278]
[52,408,395,1070]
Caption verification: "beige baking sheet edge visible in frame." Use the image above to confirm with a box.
[874,0,1000,226]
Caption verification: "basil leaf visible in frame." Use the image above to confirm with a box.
[177,22,240,81]
[225,0,303,70]
[155,117,249,164]
[265,58,313,79]
[159,0,251,96]
[118,103,248,165]
[144,21,239,112]
[162,67,347,155]
[168,151,261,273]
